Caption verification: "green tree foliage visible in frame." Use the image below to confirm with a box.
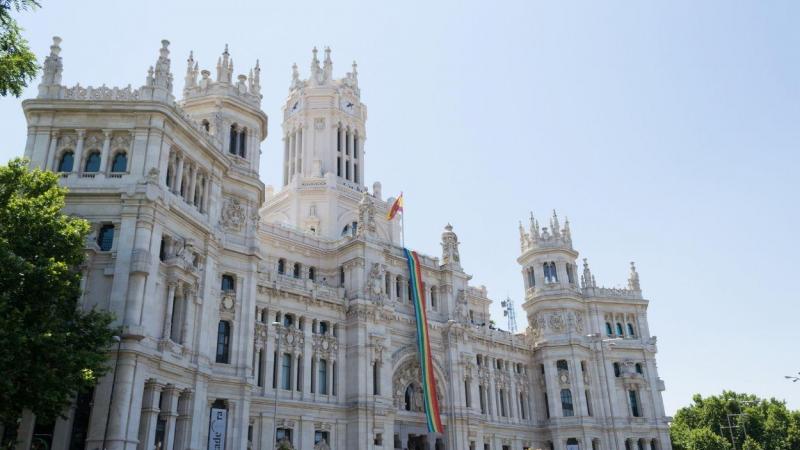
[0,159,116,426]
[671,391,800,450]
[0,0,40,97]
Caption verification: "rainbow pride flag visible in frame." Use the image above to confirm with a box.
[404,248,444,433]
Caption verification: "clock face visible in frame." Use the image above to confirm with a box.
[340,98,355,114]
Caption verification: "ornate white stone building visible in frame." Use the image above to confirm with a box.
[12,37,672,450]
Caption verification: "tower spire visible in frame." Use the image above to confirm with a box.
[310,47,321,84]
[323,46,333,82]
[184,51,197,92]
[628,262,641,291]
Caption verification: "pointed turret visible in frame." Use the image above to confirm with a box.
[38,36,63,98]
[217,44,233,83]
[581,258,595,288]
[323,46,333,82]
[550,210,561,238]
[249,60,261,96]
[563,217,572,244]
[139,40,174,102]
[310,47,321,85]
[184,51,197,93]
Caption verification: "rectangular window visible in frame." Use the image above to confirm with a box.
[519,393,526,419]
[296,356,302,392]
[97,224,115,251]
[337,157,342,176]
[257,350,264,387]
[332,361,337,396]
[276,428,292,445]
[272,351,278,388]
[221,274,235,292]
[314,430,329,445]
[319,359,328,394]
[354,163,359,183]
[464,379,471,407]
[561,389,574,417]
[281,353,292,390]
[479,385,486,414]
[499,389,507,417]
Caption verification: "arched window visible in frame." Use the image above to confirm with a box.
[341,224,350,237]
[308,267,315,281]
[526,267,536,288]
[97,224,115,251]
[635,363,643,375]
[404,385,414,411]
[319,321,329,335]
[57,151,74,172]
[201,119,210,132]
[229,124,238,155]
[110,152,127,173]
[215,321,231,363]
[560,389,574,417]
[550,262,559,282]
[629,390,641,417]
[407,278,413,301]
[293,263,301,279]
[277,259,286,275]
[84,151,101,172]
[616,323,624,336]
[627,323,636,337]
[605,322,614,336]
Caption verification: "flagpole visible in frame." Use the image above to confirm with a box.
[401,206,406,250]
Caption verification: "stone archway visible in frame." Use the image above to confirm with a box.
[392,356,447,412]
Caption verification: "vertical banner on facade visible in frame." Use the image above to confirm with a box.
[208,408,228,450]
[404,248,444,433]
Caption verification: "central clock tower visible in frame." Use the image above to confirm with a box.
[280,46,366,186]
[263,48,399,243]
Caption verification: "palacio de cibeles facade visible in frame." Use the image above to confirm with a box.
[7,36,672,450]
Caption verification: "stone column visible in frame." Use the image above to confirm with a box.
[160,385,180,450]
[138,380,164,450]
[47,130,59,170]
[290,351,298,393]
[13,410,35,450]
[101,129,112,173]
[643,439,652,450]
[174,155,184,195]
[91,350,144,450]
[289,132,296,177]
[162,282,177,340]
[188,164,197,205]
[181,288,194,346]
[283,136,289,185]
[73,129,85,173]
[123,217,154,332]
[173,390,193,450]
[296,128,303,176]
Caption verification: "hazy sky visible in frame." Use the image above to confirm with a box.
[1,0,798,415]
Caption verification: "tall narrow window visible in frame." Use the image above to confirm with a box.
[332,361,337,395]
[111,152,127,173]
[544,392,550,418]
[340,266,345,285]
[499,389,507,417]
[353,163,359,183]
[58,151,74,172]
[278,259,286,275]
[257,349,265,387]
[527,267,536,288]
[606,322,614,336]
[238,128,247,157]
[296,355,303,392]
[319,359,328,394]
[405,385,413,411]
[585,390,593,416]
[560,389,574,417]
[281,353,292,390]
[566,263,575,284]
[84,151,101,172]
[519,393,527,419]
[464,379,471,407]
[337,157,342,177]
[293,263,301,278]
[308,267,316,281]
[229,125,238,155]
[97,224,115,251]
[616,322,624,336]
[215,321,231,363]
[629,390,641,417]
[613,362,621,377]
[479,385,486,414]
[627,323,636,337]
[373,362,380,395]
[635,363,643,375]
[395,276,402,299]
[407,278,413,301]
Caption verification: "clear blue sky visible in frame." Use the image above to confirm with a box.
[2,0,798,415]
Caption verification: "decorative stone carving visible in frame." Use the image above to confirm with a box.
[220,197,246,231]
[356,193,376,238]
[314,117,325,130]
[368,262,386,303]
[548,312,565,332]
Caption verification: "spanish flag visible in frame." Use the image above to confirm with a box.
[387,193,403,220]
